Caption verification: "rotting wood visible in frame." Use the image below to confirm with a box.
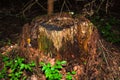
[20,13,99,60]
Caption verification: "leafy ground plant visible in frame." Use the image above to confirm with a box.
[66,71,76,80]
[40,60,76,80]
[0,55,35,80]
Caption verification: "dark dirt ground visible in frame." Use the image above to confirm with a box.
[0,12,120,80]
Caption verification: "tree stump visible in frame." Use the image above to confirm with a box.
[20,13,99,60]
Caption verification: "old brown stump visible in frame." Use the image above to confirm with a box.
[20,13,99,60]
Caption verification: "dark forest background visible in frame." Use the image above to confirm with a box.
[0,0,120,17]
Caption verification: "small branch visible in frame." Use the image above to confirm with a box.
[99,40,109,66]
[106,0,109,13]
[22,1,36,17]
[65,0,71,12]
[36,0,47,11]
[17,0,47,17]
[99,40,116,79]
[60,0,66,16]
[96,0,104,13]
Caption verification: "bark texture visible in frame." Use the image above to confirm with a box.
[20,13,99,60]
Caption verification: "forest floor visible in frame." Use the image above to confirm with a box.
[0,13,120,80]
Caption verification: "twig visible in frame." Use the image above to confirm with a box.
[99,40,116,80]
[60,0,66,16]
[35,0,47,11]
[60,0,71,16]
[65,0,71,12]
[22,1,36,17]
[17,0,47,17]
[96,0,104,13]
[99,40,109,66]
[106,0,109,13]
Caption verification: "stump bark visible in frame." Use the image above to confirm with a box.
[20,13,99,60]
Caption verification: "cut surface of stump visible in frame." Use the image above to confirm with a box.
[20,13,99,60]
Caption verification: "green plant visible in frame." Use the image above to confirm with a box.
[0,55,35,80]
[66,71,76,80]
[40,60,76,80]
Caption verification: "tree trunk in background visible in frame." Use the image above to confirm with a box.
[48,0,54,15]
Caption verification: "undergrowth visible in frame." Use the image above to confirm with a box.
[0,55,35,80]
[89,15,120,43]
[40,60,76,80]
[0,53,76,80]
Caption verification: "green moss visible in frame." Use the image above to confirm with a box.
[38,34,53,53]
